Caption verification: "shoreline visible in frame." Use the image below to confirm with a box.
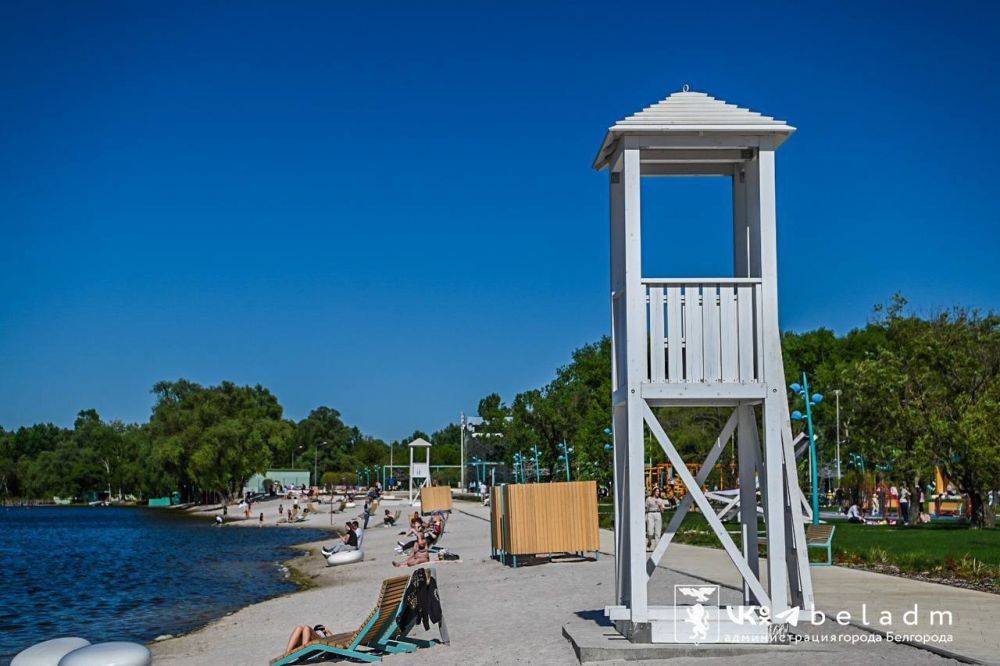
[143,500,349,649]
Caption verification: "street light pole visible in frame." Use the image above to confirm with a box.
[314,440,326,488]
[460,412,466,490]
[833,390,842,488]
[802,374,820,525]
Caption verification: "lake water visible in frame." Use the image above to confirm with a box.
[0,506,327,663]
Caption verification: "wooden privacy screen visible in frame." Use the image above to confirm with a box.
[492,481,599,556]
[420,486,453,513]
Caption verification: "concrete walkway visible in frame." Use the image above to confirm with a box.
[151,500,977,665]
[590,516,999,664]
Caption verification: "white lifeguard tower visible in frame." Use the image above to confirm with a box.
[596,88,814,643]
[407,437,432,505]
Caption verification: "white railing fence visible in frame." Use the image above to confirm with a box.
[643,279,762,384]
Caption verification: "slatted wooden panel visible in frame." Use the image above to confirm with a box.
[666,286,683,381]
[360,575,411,647]
[737,284,755,381]
[703,284,721,381]
[648,286,665,382]
[420,486,452,513]
[719,285,738,381]
[491,481,599,556]
[645,280,762,384]
[684,285,704,381]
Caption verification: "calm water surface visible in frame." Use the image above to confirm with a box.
[0,506,327,663]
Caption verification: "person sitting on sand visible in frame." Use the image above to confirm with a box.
[324,523,358,555]
[393,533,429,568]
[396,516,424,552]
[284,624,330,654]
[424,515,444,546]
[383,509,396,527]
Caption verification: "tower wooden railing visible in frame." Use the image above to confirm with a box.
[642,278,762,384]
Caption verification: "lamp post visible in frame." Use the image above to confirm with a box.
[833,389,842,488]
[557,440,573,482]
[460,412,466,490]
[313,440,327,488]
[388,441,394,487]
[790,374,823,525]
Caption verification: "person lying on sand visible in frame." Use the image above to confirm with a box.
[393,534,429,568]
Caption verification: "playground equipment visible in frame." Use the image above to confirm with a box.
[645,461,739,505]
[408,438,432,504]
[596,89,813,643]
[490,480,600,567]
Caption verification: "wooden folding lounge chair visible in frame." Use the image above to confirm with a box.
[371,567,449,654]
[270,574,410,665]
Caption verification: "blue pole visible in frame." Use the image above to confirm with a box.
[562,441,571,481]
[532,444,541,483]
[803,373,820,525]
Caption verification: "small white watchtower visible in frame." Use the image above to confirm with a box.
[596,89,813,643]
[407,437,432,505]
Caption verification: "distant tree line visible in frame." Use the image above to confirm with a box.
[0,380,461,504]
[2,297,996,527]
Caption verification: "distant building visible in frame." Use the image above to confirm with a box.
[244,469,310,494]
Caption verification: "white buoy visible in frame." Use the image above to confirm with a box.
[57,642,151,666]
[12,638,90,666]
[326,549,364,566]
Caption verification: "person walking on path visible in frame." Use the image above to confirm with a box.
[645,487,665,551]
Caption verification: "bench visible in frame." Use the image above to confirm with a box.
[758,523,835,567]
[805,524,835,566]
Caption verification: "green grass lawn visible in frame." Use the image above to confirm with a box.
[596,503,1000,587]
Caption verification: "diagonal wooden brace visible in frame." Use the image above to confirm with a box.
[641,401,771,608]
[646,408,738,576]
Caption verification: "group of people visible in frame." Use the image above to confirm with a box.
[840,484,930,525]
[393,512,445,568]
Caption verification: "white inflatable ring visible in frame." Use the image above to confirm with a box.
[326,549,364,566]
[12,638,90,666]
[58,642,151,666]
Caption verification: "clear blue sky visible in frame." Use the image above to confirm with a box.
[2,1,998,440]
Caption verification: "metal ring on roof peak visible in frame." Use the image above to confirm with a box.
[682,84,690,92]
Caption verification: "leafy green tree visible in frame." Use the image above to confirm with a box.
[147,380,293,501]
[843,300,1000,528]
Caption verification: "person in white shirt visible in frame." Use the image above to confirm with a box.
[846,503,863,523]
[645,487,665,550]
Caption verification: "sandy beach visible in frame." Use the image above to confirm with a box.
[149,499,964,666]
